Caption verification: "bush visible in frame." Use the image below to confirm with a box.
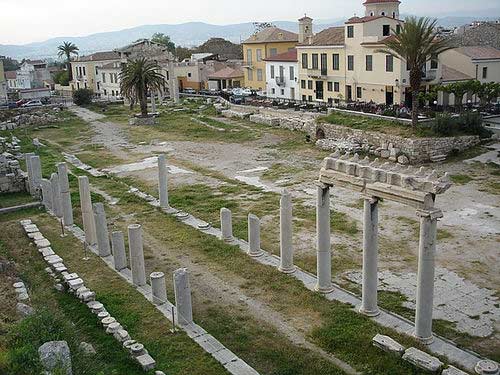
[431,112,492,138]
[72,89,93,106]
[432,113,456,136]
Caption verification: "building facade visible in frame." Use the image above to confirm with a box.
[71,51,121,92]
[242,27,298,91]
[264,49,299,100]
[95,61,122,99]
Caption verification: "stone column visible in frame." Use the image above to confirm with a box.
[78,176,97,246]
[316,185,333,293]
[173,268,193,326]
[360,197,380,316]
[50,173,63,218]
[151,90,157,113]
[220,208,233,241]
[279,189,295,273]
[158,154,169,210]
[25,153,34,194]
[150,272,167,305]
[57,163,74,226]
[30,155,42,197]
[93,203,111,257]
[128,224,146,287]
[248,214,263,257]
[111,231,127,271]
[414,209,442,344]
[41,178,52,210]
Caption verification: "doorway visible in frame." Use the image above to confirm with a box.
[316,81,324,100]
[385,86,394,105]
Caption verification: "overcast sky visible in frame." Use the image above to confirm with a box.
[2,0,499,45]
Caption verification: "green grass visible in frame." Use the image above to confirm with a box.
[0,192,36,208]
[450,174,473,184]
[262,163,303,182]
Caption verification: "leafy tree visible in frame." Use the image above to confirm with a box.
[72,88,93,106]
[175,46,193,61]
[119,58,166,117]
[57,41,79,81]
[0,56,20,71]
[438,80,475,109]
[471,81,500,105]
[253,22,276,34]
[53,71,70,86]
[151,33,176,53]
[378,17,451,128]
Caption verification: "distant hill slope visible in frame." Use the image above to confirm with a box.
[1,16,498,60]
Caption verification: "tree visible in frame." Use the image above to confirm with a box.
[119,58,166,117]
[0,56,20,71]
[57,41,79,82]
[73,88,93,106]
[378,17,451,128]
[175,46,193,61]
[253,22,276,35]
[53,70,70,86]
[438,80,475,109]
[474,81,500,105]
[151,33,176,53]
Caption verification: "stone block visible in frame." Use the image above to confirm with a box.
[38,341,72,375]
[372,334,405,356]
[67,278,84,290]
[135,353,156,371]
[16,302,34,317]
[402,347,443,373]
[441,365,469,375]
[475,360,499,375]
[35,238,51,248]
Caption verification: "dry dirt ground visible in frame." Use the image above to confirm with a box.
[68,105,499,347]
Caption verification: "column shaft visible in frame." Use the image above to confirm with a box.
[220,208,233,241]
[316,185,333,293]
[158,154,169,209]
[57,163,73,226]
[93,203,111,257]
[150,272,167,305]
[128,224,146,287]
[50,173,63,218]
[360,198,380,316]
[173,268,193,325]
[25,153,34,194]
[248,214,263,257]
[279,189,295,273]
[111,231,127,271]
[30,156,42,197]
[78,176,97,246]
[41,178,52,210]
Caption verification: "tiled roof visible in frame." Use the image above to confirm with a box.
[208,67,244,79]
[298,27,345,46]
[364,0,401,4]
[75,51,120,62]
[243,27,298,44]
[440,65,473,82]
[4,71,17,79]
[24,59,45,65]
[455,46,500,60]
[263,49,297,62]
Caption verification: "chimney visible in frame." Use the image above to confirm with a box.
[299,15,313,44]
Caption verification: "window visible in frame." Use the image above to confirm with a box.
[271,88,276,94]
[270,48,277,57]
[308,95,312,102]
[188,72,192,78]
[430,55,438,69]
[109,73,113,83]
[115,73,118,83]
[301,79,306,89]
[270,65,275,79]
[246,49,252,64]
[396,24,401,34]
[256,49,262,62]
[327,82,333,91]
[321,53,328,75]
[281,89,285,95]
[370,11,374,16]
[279,65,285,79]
[333,54,340,70]
[257,69,263,81]
[103,89,106,95]
[366,55,373,71]
[102,73,106,83]
[482,67,488,79]
[334,82,340,92]
[392,12,396,18]
[248,69,254,81]
[347,25,354,38]
[348,55,354,71]
[83,67,86,76]
[289,66,294,80]
[357,87,362,99]
[307,80,313,90]
[386,55,394,72]
[302,53,308,69]
[381,11,385,16]
[383,25,390,36]
[312,54,319,69]
[95,67,99,75]
[302,95,307,101]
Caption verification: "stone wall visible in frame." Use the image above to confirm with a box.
[0,153,27,193]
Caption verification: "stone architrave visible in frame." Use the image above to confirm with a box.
[111,231,127,271]
[157,155,169,210]
[150,272,167,305]
[50,173,63,218]
[93,203,111,257]
[414,209,442,344]
[25,153,35,194]
[173,268,193,326]
[247,214,263,257]
[41,178,53,211]
[57,163,74,226]
[78,176,97,246]
[279,189,295,273]
[220,208,233,241]
[128,224,146,287]
[360,197,380,317]
[30,155,42,197]
[316,185,333,293]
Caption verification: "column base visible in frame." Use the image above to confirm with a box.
[413,332,434,345]
[162,206,178,214]
[359,306,380,317]
[222,236,234,243]
[248,250,264,258]
[314,283,335,294]
[278,265,296,274]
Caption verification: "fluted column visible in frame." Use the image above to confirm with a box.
[316,185,333,293]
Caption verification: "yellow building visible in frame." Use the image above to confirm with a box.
[242,27,298,91]
[70,51,120,92]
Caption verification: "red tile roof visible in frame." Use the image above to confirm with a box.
[4,71,17,79]
[298,27,345,46]
[456,46,500,60]
[263,49,297,62]
[75,51,120,62]
[243,27,298,44]
[440,65,473,82]
[364,0,401,4]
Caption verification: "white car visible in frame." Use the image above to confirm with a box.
[22,100,44,108]
[231,88,243,96]
[241,88,253,97]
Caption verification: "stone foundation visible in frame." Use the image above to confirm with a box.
[128,116,159,126]
[0,152,27,194]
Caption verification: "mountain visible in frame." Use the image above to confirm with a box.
[0,16,497,60]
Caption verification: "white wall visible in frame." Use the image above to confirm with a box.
[265,61,299,100]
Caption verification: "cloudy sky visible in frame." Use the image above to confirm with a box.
[2,0,499,45]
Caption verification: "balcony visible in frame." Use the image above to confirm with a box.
[307,69,327,79]
[421,69,437,82]
[276,76,286,87]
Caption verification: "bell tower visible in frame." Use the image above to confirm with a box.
[364,0,401,19]
[298,15,313,44]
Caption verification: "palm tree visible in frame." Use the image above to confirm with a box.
[377,17,451,127]
[119,58,166,117]
[57,41,79,82]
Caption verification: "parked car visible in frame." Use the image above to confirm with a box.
[241,88,253,97]
[230,95,244,105]
[22,100,44,108]
[183,88,197,95]
[16,99,28,107]
[231,88,243,96]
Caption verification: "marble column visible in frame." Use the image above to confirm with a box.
[173,268,193,326]
[128,224,146,287]
[151,90,157,113]
[158,154,169,210]
[93,203,111,257]
[414,209,442,344]
[78,176,97,246]
[150,272,167,305]
[30,156,42,197]
[57,163,74,226]
[220,208,233,241]
[248,214,263,257]
[111,231,127,271]
[25,153,34,194]
[279,189,295,273]
[316,185,333,293]
[360,197,380,316]
[41,178,52,210]
[50,173,63,218]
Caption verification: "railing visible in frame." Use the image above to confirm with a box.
[276,76,286,87]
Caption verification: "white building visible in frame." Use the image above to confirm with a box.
[16,60,51,89]
[96,61,122,98]
[264,49,299,100]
